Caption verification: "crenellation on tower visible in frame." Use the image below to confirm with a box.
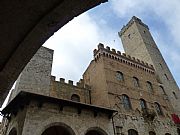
[50,76,90,90]
[94,44,155,74]
[50,75,91,104]
[60,77,65,83]
[119,16,149,37]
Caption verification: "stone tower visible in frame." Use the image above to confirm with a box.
[9,47,54,101]
[119,16,180,114]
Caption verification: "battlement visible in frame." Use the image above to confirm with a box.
[93,43,155,74]
[51,76,91,89]
[119,16,149,36]
[50,76,91,104]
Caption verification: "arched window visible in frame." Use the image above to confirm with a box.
[147,81,153,93]
[128,129,138,135]
[149,131,156,135]
[159,86,166,95]
[133,77,139,87]
[116,71,124,81]
[154,102,163,115]
[140,99,147,110]
[71,94,80,102]
[122,94,132,110]
[173,92,178,99]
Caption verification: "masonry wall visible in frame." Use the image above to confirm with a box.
[50,76,91,104]
[15,101,113,135]
[102,55,177,135]
[102,55,170,110]
[114,113,177,135]
[83,44,179,135]
[10,47,53,101]
[83,59,110,107]
[119,16,180,115]
[5,108,28,135]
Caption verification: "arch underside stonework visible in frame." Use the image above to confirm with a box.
[41,123,108,135]
[41,124,75,135]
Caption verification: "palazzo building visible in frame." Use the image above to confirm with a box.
[1,16,180,135]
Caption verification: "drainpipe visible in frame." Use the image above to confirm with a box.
[112,112,118,135]
[89,89,92,104]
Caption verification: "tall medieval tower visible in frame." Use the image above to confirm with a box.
[119,16,180,114]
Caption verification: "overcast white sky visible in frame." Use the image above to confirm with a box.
[43,0,180,87]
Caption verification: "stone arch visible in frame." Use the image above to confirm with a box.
[149,131,156,135]
[128,129,138,135]
[41,122,76,135]
[85,127,108,135]
[71,94,80,102]
[8,127,17,135]
[127,122,137,130]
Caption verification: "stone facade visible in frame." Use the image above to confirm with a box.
[84,44,179,134]
[1,17,180,135]
[9,47,54,101]
[119,16,180,115]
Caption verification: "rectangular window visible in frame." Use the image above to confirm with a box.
[116,126,122,135]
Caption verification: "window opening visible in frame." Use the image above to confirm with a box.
[128,129,138,135]
[71,94,80,102]
[122,94,132,110]
[173,92,178,99]
[133,77,140,87]
[154,102,163,115]
[159,86,166,95]
[147,81,153,93]
[140,99,147,109]
[164,74,169,80]
[116,71,124,81]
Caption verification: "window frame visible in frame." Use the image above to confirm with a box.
[154,102,163,115]
[140,99,147,110]
[133,77,140,87]
[116,71,124,81]
[122,94,132,110]
[159,86,166,95]
[146,81,153,93]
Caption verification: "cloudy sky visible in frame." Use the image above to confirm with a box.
[0,0,180,121]
[43,0,180,87]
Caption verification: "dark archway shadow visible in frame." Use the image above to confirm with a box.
[41,123,75,135]
[8,128,17,135]
[149,131,156,135]
[128,129,138,135]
